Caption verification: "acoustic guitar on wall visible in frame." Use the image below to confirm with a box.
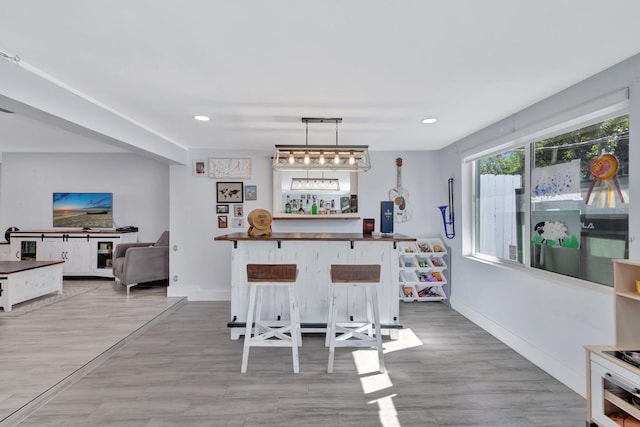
[389,157,412,222]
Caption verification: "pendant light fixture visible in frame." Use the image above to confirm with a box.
[273,118,371,172]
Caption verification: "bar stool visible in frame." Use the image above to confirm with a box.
[241,264,302,373]
[326,264,385,374]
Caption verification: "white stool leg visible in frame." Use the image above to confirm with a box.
[327,282,339,373]
[254,285,264,336]
[291,286,302,346]
[288,285,300,373]
[325,281,335,348]
[241,283,257,373]
[370,285,385,373]
[365,286,374,337]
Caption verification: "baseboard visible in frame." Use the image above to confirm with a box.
[167,286,230,301]
[450,296,586,397]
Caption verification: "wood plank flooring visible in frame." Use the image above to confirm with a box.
[3,281,587,426]
[0,279,184,426]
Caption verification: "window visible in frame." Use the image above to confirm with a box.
[474,113,629,286]
[475,147,526,263]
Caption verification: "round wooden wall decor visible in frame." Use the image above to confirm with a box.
[247,209,272,236]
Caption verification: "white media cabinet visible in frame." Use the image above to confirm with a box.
[8,230,137,277]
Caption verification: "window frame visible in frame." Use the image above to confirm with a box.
[466,102,629,286]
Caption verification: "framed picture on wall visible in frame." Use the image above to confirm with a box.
[234,204,243,217]
[216,182,243,203]
[208,158,252,179]
[193,159,207,176]
[216,204,229,214]
[218,215,228,228]
[244,185,257,201]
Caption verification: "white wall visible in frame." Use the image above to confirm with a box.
[167,149,447,300]
[0,153,170,242]
[438,53,640,396]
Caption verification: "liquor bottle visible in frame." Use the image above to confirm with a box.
[285,195,292,214]
[311,196,318,215]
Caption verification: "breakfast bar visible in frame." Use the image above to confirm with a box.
[215,232,415,339]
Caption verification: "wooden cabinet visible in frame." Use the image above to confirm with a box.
[9,231,137,277]
[613,260,640,347]
[398,238,448,302]
[586,259,640,426]
[589,353,640,427]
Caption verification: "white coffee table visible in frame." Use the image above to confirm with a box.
[0,260,64,312]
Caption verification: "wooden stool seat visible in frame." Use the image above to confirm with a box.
[326,264,385,374]
[241,264,301,373]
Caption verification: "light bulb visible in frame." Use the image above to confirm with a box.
[304,153,310,164]
[333,153,340,164]
[319,153,325,165]
[288,152,295,164]
[349,151,355,165]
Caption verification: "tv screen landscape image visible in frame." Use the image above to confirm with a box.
[53,192,113,229]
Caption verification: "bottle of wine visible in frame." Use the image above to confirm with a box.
[285,195,292,214]
[311,196,318,215]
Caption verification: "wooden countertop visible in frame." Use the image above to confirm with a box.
[214,232,416,242]
[0,260,65,274]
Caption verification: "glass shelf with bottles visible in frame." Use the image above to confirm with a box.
[275,193,360,219]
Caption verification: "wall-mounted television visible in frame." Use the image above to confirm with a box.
[53,192,113,229]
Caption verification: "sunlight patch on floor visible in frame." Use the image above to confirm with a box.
[383,328,423,353]
[368,394,401,427]
[350,328,424,425]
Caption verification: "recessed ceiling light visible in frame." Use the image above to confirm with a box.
[193,115,210,121]
[422,118,437,124]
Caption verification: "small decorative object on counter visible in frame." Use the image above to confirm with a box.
[363,218,375,235]
[247,209,272,237]
[380,201,394,234]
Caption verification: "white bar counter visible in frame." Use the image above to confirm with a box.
[215,232,415,339]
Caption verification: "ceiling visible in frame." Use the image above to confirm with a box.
[2,1,640,158]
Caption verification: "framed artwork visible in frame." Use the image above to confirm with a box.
[193,159,207,176]
[233,218,244,228]
[216,182,243,203]
[234,204,244,217]
[217,215,228,228]
[216,204,229,214]
[245,185,257,201]
[209,158,252,179]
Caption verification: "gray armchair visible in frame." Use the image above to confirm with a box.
[112,231,169,295]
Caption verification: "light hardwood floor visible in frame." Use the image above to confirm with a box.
[2,280,586,426]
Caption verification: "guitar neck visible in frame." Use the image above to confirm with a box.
[396,164,402,188]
